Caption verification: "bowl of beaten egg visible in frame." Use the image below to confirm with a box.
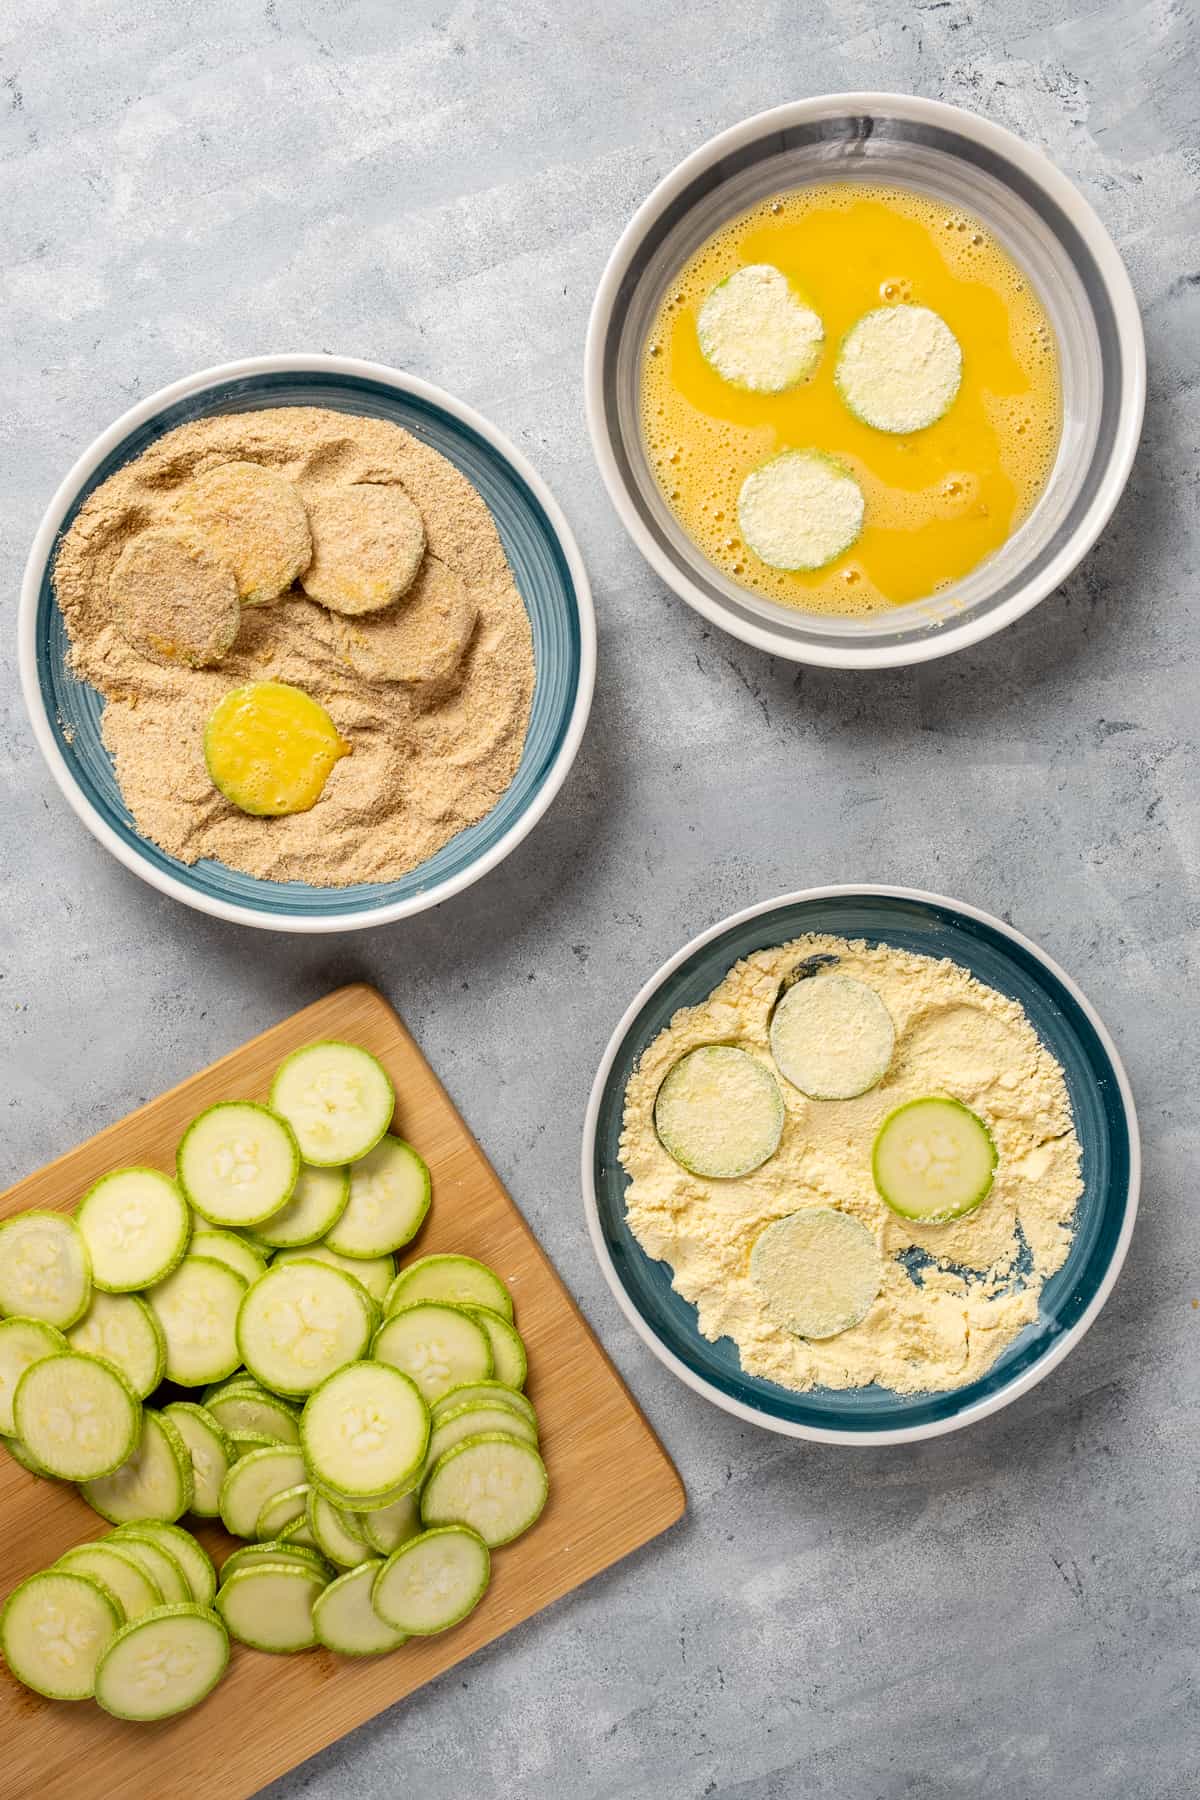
[585,94,1144,669]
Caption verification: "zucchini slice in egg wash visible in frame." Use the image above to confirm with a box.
[873,1096,996,1223]
[737,449,864,573]
[750,1208,882,1339]
[836,304,962,434]
[654,1046,784,1179]
[769,974,895,1100]
[697,263,823,392]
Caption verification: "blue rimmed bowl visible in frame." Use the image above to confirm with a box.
[19,356,595,933]
[583,886,1139,1445]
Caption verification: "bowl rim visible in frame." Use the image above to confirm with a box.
[584,91,1146,670]
[581,882,1141,1446]
[19,352,597,934]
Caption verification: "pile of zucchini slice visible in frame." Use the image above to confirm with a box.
[0,1039,547,1719]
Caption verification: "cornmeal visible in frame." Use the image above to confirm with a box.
[619,935,1084,1394]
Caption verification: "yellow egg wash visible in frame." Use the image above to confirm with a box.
[641,183,1062,615]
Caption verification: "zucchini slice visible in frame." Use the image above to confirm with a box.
[108,1532,191,1606]
[696,263,823,393]
[206,1385,301,1444]
[308,1490,373,1568]
[147,1255,246,1387]
[122,1522,216,1607]
[737,448,865,573]
[14,1351,140,1481]
[204,681,351,817]
[189,1229,268,1287]
[177,1102,300,1227]
[219,1443,306,1540]
[372,1526,489,1636]
[873,1096,997,1222]
[250,1164,349,1250]
[94,1602,228,1721]
[750,1208,882,1339]
[373,1303,493,1404]
[431,1380,537,1429]
[75,1168,190,1293]
[460,1305,527,1391]
[56,1542,162,1621]
[384,1253,513,1322]
[0,1316,68,1435]
[424,1402,538,1474]
[277,1512,323,1552]
[220,1541,331,1582]
[216,1561,326,1652]
[269,1042,394,1167]
[81,1409,193,1525]
[228,1428,277,1459]
[162,1402,235,1517]
[236,1259,373,1396]
[654,1046,785,1179]
[313,1557,407,1655]
[419,1432,548,1548]
[256,1482,311,1542]
[68,1291,166,1399]
[836,303,962,433]
[0,1210,91,1328]
[301,1360,429,1501]
[0,1569,121,1699]
[273,1243,395,1303]
[769,974,896,1100]
[358,1491,421,1557]
[324,1136,430,1258]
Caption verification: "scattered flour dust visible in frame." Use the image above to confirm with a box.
[619,935,1084,1395]
[53,408,534,887]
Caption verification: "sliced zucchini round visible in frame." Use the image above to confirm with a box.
[313,1557,406,1655]
[769,974,896,1100]
[14,1351,141,1481]
[269,1042,394,1167]
[107,1531,190,1606]
[696,263,823,392]
[122,1522,216,1607]
[228,1428,277,1459]
[308,1490,373,1568]
[0,1569,121,1699]
[206,1385,300,1444]
[256,1481,311,1542]
[56,1542,162,1621]
[94,1602,228,1721]
[178,1101,300,1227]
[431,1381,537,1428]
[373,1303,493,1405]
[189,1229,268,1287]
[383,1253,513,1322]
[75,1167,190,1292]
[162,1402,235,1518]
[146,1255,246,1387]
[81,1409,193,1524]
[750,1207,882,1338]
[5,1432,56,1478]
[358,1491,421,1557]
[216,1561,325,1652]
[67,1290,166,1399]
[272,1243,395,1303]
[737,448,865,573]
[277,1512,322,1552]
[220,1540,331,1582]
[219,1443,307,1540]
[302,1360,429,1501]
[372,1525,489,1636]
[873,1096,997,1223]
[0,1316,68,1435]
[836,303,962,433]
[424,1402,538,1474]
[250,1164,349,1250]
[654,1046,784,1179]
[0,1210,91,1328]
[419,1432,548,1548]
[324,1136,430,1258]
[460,1305,526,1391]
[236,1259,373,1396]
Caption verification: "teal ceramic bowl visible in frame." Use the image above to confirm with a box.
[19,356,595,932]
[583,886,1139,1444]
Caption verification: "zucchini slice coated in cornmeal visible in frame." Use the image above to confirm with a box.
[873,1096,997,1223]
[75,1167,191,1292]
[769,974,895,1100]
[738,449,865,573]
[697,263,823,393]
[177,1101,300,1227]
[0,1211,91,1329]
[836,304,962,434]
[654,1046,784,1179]
[269,1042,395,1167]
[751,1208,882,1339]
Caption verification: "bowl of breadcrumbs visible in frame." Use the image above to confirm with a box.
[20,355,595,932]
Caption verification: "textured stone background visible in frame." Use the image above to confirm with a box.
[2,2,1197,1796]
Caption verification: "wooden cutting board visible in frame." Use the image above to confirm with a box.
[0,984,684,1800]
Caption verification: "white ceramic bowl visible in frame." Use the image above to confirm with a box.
[585,94,1145,669]
[20,355,596,933]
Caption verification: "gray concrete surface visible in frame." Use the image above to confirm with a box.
[2,3,1198,1796]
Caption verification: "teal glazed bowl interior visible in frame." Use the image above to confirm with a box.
[588,890,1137,1442]
[29,364,590,929]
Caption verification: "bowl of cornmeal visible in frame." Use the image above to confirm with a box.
[20,355,595,931]
[586,93,1144,667]
[583,886,1139,1444]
